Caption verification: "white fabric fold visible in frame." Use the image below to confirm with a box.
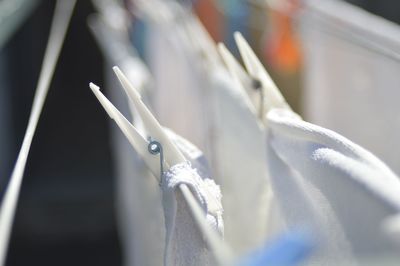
[142,3,274,254]
[145,10,214,158]
[161,161,223,266]
[266,108,400,264]
[209,66,279,254]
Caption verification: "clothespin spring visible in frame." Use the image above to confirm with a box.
[251,78,265,120]
[147,138,164,186]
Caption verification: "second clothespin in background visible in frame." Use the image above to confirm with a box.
[218,32,292,124]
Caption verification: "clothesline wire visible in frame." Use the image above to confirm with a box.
[0,1,76,265]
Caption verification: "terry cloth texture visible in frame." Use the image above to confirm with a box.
[161,161,223,266]
[266,108,400,265]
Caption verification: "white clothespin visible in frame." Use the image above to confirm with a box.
[112,66,186,167]
[89,67,232,265]
[90,83,162,178]
[218,42,253,92]
[217,42,259,117]
[233,32,291,113]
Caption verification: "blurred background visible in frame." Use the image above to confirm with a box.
[1,0,400,265]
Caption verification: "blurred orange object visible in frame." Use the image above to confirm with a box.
[264,0,302,73]
[194,0,223,42]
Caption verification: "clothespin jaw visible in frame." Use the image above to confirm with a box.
[218,43,250,89]
[89,67,187,181]
[112,66,186,166]
[89,83,162,179]
[233,32,291,113]
[217,42,258,113]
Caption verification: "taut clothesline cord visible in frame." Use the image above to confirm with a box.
[0,1,76,265]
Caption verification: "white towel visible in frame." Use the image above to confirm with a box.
[209,66,279,254]
[103,49,220,265]
[144,6,214,158]
[161,160,223,266]
[300,0,400,176]
[139,0,278,255]
[266,108,400,264]
[107,82,222,266]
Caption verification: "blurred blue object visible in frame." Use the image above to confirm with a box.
[236,230,314,266]
[218,0,246,16]
[130,18,147,60]
[218,0,250,57]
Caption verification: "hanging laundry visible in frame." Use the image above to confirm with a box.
[300,0,400,175]
[89,66,226,266]
[138,0,215,159]
[4,0,400,265]
[213,34,294,252]
[207,65,274,253]
[134,3,276,255]
[88,2,400,265]
[161,160,223,266]
[165,14,277,254]
[266,108,400,264]
[221,31,400,264]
